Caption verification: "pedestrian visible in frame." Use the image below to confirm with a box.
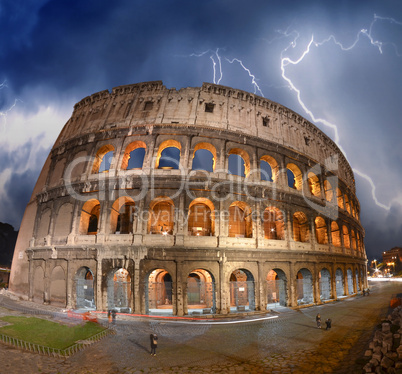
[363,289,366,296]
[325,318,332,330]
[107,310,112,325]
[316,313,321,329]
[111,309,116,324]
[150,333,158,356]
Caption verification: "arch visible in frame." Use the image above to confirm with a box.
[49,158,66,187]
[70,151,88,179]
[146,269,173,315]
[342,225,350,249]
[319,268,332,301]
[296,268,314,305]
[344,194,351,214]
[308,172,321,197]
[336,188,344,210]
[286,163,303,190]
[192,142,217,172]
[107,268,132,312]
[260,155,279,182]
[263,207,285,240]
[230,269,255,312]
[50,265,66,306]
[188,198,215,236]
[53,203,73,237]
[110,197,135,234]
[347,268,354,295]
[228,148,250,177]
[92,144,115,174]
[186,269,216,314]
[37,209,51,239]
[75,267,95,309]
[324,180,334,202]
[315,217,328,244]
[293,212,309,242]
[351,229,357,250]
[121,141,147,170]
[155,139,181,169]
[79,199,100,235]
[335,268,344,297]
[33,266,45,303]
[228,201,252,238]
[266,269,287,308]
[148,197,174,235]
[331,221,342,247]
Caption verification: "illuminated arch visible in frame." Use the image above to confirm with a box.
[263,207,285,240]
[324,180,333,202]
[92,144,115,174]
[351,229,357,250]
[110,196,135,234]
[336,188,344,210]
[315,216,328,244]
[79,199,100,235]
[192,142,217,172]
[148,197,175,235]
[188,198,215,236]
[293,211,309,242]
[228,148,250,177]
[342,225,350,249]
[121,141,147,170]
[286,163,303,190]
[308,172,321,197]
[155,139,182,169]
[228,201,252,238]
[344,194,351,214]
[331,221,341,247]
[260,155,279,182]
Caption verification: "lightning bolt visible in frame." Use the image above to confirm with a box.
[0,80,21,128]
[278,14,401,211]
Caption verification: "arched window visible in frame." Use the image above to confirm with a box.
[263,207,285,240]
[336,188,344,210]
[121,141,147,170]
[155,140,181,170]
[111,197,135,234]
[324,180,333,202]
[293,212,309,242]
[79,200,101,235]
[228,202,252,238]
[351,229,357,250]
[188,199,215,236]
[308,172,321,197]
[286,163,303,190]
[192,142,217,172]
[344,194,351,214]
[228,148,250,177]
[92,145,115,173]
[342,225,350,249]
[148,198,174,235]
[260,155,279,182]
[315,217,328,244]
[331,222,341,247]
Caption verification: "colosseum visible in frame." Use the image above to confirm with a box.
[9,81,367,316]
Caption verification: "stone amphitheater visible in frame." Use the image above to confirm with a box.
[9,81,367,316]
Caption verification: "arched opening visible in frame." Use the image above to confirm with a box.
[296,268,314,305]
[263,207,285,240]
[266,269,287,308]
[337,188,344,209]
[228,148,250,177]
[186,269,216,314]
[192,143,217,172]
[121,141,146,170]
[228,202,252,238]
[155,140,181,170]
[260,155,279,182]
[293,212,309,242]
[75,267,95,310]
[230,269,255,312]
[107,268,132,313]
[286,163,303,190]
[79,200,100,235]
[331,222,342,247]
[188,199,215,236]
[344,194,351,214]
[351,230,357,250]
[50,266,66,307]
[148,198,174,235]
[33,266,45,303]
[335,268,344,297]
[347,268,354,295]
[146,269,173,315]
[315,217,328,244]
[324,180,333,202]
[92,145,115,174]
[53,203,73,237]
[308,172,321,197]
[110,197,135,234]
[343,225,350,249]
[319,268,332,301]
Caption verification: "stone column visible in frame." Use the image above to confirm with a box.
[96,257,103,311]
[133,260,141,314]
[313,264,321,304]
[219,256,229,314]
[175,260,184,316]
[66,260,73,309]
[257,261,265,311]
[289,261,296,307]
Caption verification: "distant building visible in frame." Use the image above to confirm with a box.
[382,247,402,274]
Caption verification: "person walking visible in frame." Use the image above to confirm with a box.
[150,333,158,356]
[111,310,116,325]
[325,318,332,330]
[316,313,321,329]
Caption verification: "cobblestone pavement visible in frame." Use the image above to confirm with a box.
[0,281,399,374]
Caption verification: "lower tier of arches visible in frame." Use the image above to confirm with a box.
[26,247,368,315]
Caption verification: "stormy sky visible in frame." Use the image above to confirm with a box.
[0,0,401,260]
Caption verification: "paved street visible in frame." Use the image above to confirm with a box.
[0,281,400,374]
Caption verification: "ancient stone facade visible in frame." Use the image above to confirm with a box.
[9,81,367,315]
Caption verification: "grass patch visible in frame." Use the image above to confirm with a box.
[0,316,106,349]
